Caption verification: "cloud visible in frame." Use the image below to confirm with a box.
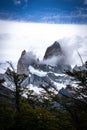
[84,0,87,5]
[13,0,28,5]
[13,0,21,5]
[0,20,87,66]
[41,12,87,24]
[40,35,87,67]
[24,0,28,3]
[22,51,37,65]
[42,55,65,66]
[58,36,87,66]
[17,50,38,74]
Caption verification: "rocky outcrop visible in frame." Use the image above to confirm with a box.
[17,50,28,74]
[43,41,65,65]
[0,83,14,99]
[44,41,63,59]
[17,41,67,75]
[17,50,37,74]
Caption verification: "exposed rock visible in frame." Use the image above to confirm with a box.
[0,83,14,99]
[17,41,71,75]
[17,50,37,74]
[44,41,63,59]
[73,61,87,71]
[17,50,28,74]
[43,41,65,65]
[58,87,74,97]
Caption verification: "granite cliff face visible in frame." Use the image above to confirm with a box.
[0,83,14,99]
[17,50,38,74]
[17,50,28,74]
[43,41,65,65]
[44,41,63,59]
[17,41,69,76]
[0,41,72,97]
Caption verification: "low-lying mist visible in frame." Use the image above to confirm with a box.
[59,36,87,66]
[0,20,87,66]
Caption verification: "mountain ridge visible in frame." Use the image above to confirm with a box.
[16,41,71,90]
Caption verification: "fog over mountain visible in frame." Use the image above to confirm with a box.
[0,20,87,66]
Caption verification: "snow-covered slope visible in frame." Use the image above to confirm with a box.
[20,63,71,91]
[0,41,72,92]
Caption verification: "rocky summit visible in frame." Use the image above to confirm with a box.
[17,50,27,74]
[43,41,65,65]
[17,41,68,75]
[44,41,63,59]
[16,41,71,89]
[17,50,37,74]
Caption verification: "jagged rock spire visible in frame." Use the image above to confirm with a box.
[21,50,26,57]
[17,50,28,74]
[43,41,65,65]
[44,41,63,60]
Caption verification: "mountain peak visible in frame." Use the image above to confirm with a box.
[43,41,63,60]
[21,50,26,57]
[52,41,61,48]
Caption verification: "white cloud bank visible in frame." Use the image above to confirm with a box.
[0,20,87,66]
